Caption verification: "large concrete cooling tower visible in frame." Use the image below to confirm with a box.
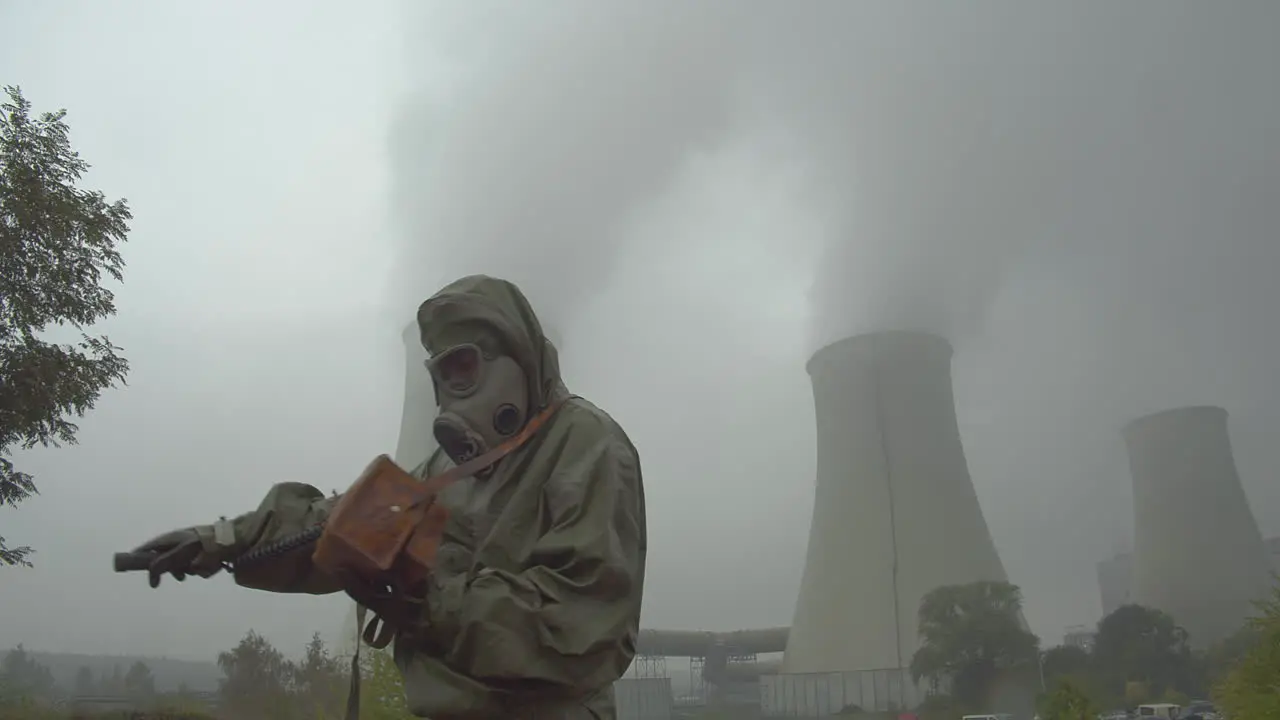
[334,323,438,659]
[543,324,564,353]
[1125,406,1273,648]
[394,321,437,469]
[785,331,1010,674]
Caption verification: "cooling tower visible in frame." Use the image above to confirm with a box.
[1125,406,1273,648]
[544,324,564,353]
[785,331,1010,674]
[394,321,437,469]
[331,322,438,658]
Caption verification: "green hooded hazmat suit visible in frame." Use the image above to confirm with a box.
[150,276,648,719]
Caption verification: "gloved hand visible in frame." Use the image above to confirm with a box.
[339,572,428,644]
[130,527,221,588]
[343,571,422,627]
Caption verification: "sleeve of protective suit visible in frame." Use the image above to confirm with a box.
[425,429,643,689]
[203,481,346,595]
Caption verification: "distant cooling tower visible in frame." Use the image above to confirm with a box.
[1125,406,1273,647]
[334,322,437,659]
[394,321,437,469]
[785,332,1010,674]
[544,324,564,353]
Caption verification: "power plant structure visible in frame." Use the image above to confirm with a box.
[634,629,788,705]
[785,332,1011,675]
[1096,535,1280,620]
[376,326,1021,716]
[366,323,1280,717]
[1124,405,1274,648]
[631,332,1016,714]
[334,322,441,658]
[395,320,437,470]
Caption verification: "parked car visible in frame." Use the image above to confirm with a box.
[1183,699,1220,720]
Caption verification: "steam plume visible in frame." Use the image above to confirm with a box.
[387,1,752,325]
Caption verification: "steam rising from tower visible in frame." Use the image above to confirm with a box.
[1124,406,1273,648]
[785,332,1009,673]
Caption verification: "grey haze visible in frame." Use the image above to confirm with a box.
[0,0,1277,665]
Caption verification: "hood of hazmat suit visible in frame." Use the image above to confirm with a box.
[213,275,647,720]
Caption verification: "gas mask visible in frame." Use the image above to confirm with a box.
[426,342,530,467]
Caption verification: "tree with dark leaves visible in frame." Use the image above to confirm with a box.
[293,633,345,719]
[1037,643,1110,708]
[1205,620,1260,683]
[1040,644,1091,685]
[217,630,297,720]
[910,580,1041,712]
[1214,579,1280,720]
[0,644,56,704]
[1093,604,1195,699]
[1038,677,1100,720]
[73,665,94,696]
[0,85,131,567]
[359,645,414,720]
[124,660,156,705]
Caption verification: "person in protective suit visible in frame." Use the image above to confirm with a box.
[125,275,648,720]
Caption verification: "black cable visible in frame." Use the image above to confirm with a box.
[226,523,326,572]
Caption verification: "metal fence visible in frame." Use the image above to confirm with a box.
[758,668,935,716]
[615,677,675,720]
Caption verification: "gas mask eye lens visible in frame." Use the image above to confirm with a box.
[492,403,523,437]
[430,344,482,393]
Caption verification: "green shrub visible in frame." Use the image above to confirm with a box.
[1038,678,1100,720]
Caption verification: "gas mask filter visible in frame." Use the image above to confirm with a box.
[426,342,530,467]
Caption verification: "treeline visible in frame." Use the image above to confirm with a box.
[0,645,209,719]
[1034,586,1280,719]
[24,653,216,697]
[0,645,192,707]
[907,578,1280,720]
[0,633,411,720]
[211,630,414,720]
[5,581,1278,720]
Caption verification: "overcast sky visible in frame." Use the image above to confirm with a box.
[2,0,1278,663]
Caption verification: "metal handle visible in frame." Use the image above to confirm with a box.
[113,551,157,573]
